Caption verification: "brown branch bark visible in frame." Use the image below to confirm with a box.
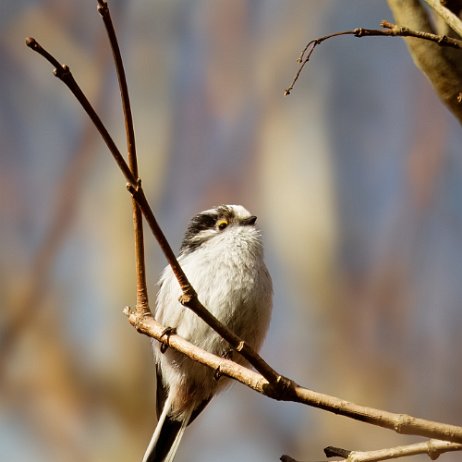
[284,439,462,462]
[387,0,462,123]
[96,0,149,316]
[284,21,462,96]
[285,20,462,97]
[338,439,462,462]
[125,308,462,445]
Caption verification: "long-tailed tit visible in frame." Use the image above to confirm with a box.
[142,204,273,462]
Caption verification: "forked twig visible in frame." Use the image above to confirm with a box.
[96,0,149,315]
[285,20,462,95]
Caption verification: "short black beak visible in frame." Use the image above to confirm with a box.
[241,215,257,226]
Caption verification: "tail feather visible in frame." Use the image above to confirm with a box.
[143,393,193,462]
[145,417,182,462]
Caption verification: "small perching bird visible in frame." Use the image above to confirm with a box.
[142,204,273,462]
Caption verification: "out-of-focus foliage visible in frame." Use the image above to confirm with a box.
[1,1,461,461]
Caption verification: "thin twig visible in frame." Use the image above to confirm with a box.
[283,440,462,462]
[125,309,462,445]
[334,439,462,462]
[423,0,462,37]
[284,20,462,96]
[25,36,288,391]
[96,0,149,315]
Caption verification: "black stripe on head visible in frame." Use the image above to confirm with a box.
[180,211,218,253]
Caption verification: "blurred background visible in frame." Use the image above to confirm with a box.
[1,1,462,461]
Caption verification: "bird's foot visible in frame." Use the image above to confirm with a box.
[160,326,177,353]
[214,349,233,380]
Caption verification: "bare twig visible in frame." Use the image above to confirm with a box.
[332,439,462,461]
[423,0,462,37]
[284,20,462,96]
[125,309,462,445]
[96,0,149,315]
[25,36,289,392]
[283,440,462,462]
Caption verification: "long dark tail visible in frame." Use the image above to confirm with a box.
[142,393,192,462]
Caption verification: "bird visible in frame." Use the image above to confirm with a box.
[142,204,273,462]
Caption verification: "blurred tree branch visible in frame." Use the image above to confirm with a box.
[0,33,110,382]
[423,0,462,36]
[0,25,116,462]
[386,0,462,122]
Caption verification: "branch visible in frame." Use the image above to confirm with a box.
[25,35,288,392]
[283,439,462,462]
[423,0,462,37]
[336,439,462,462]
[284,20,462,97]
[96,0,149,315]
[345,439,462,461]
[125,308,462,445]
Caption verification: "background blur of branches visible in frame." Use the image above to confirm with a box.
[1,1,462,461]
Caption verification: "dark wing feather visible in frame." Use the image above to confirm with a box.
[188,397,211,425]
[145,416,182,462]
[155,364,168,419]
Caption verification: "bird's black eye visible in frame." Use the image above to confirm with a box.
[216,218,229,231]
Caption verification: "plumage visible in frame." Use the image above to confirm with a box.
[142,205,272,462]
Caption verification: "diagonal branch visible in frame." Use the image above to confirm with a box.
[125,308,462,445]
